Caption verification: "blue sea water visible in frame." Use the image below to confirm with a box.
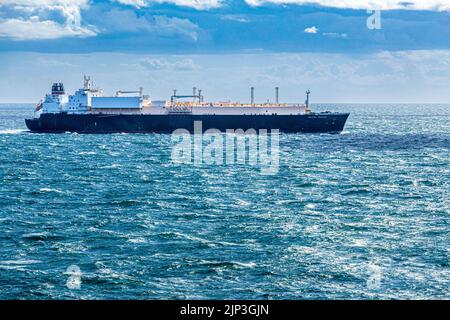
[0,103,448,299]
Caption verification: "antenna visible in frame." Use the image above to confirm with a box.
[305,90,311,108]
[83,75,91,89]
[171,89,177,103]
[275,87,279,104]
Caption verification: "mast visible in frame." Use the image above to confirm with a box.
[275,87,279,104]
[251,87,255,105]
[305,89,311,108]
[83,75,91,89]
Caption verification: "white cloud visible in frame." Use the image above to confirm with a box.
[323,32,348,38]
[140,57,199,70]
[221,14,251,23]
[98,10,199,40]
[0,16,95,40]
[114,0,450,11]
[154,15,199,40]
[304,26,318,34]
[245,0,450,11]
[114,0,148,8]
[114,0,223,10]
[0,0,89,25]
[0,0,96,40]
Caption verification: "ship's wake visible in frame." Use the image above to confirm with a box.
[0,129,27,134]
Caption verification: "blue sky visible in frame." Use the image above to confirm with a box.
[1,0,450,102]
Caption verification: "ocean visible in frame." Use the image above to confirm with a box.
[0,103,448,299]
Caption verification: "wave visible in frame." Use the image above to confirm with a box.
[39,188,63,194]
[0,259,41,265]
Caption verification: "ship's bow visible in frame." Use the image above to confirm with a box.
[336,113,350,133]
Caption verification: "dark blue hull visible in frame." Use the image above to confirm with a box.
[25,113,349,133]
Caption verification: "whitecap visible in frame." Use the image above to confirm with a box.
[215,240,243,247]
[78,151,97,155]
[39,188,63,193]
[236,199,251,206]
[95,262,132,279]
[0,259,41,265]
[100,164,121,169]
[232,261,257,268]
[173,232,216,246]
[0,265,26,270]
[350,238,368,247]
[288,245,316,254]
[127,237,146,243]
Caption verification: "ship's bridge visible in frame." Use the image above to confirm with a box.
[41,82,68,113]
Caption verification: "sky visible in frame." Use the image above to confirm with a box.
[1,0,450,103]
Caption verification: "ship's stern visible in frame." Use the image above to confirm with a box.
[25,118,41,132]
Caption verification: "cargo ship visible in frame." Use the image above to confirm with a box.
[25,76,349,133]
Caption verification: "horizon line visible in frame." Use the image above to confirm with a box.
[1,101,450,105]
